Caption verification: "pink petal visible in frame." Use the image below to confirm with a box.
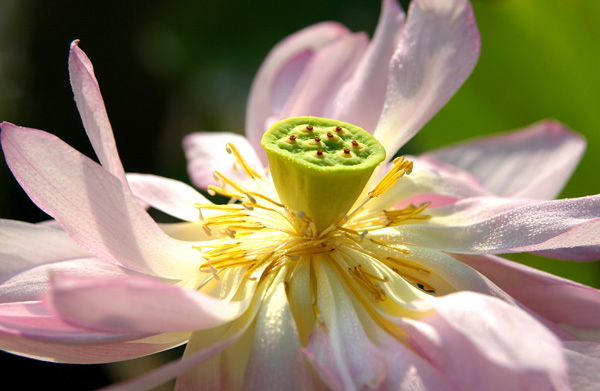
[47,273,249,333]
[303,258,386,390]
[563,342,600,391]
[0,257,135,304]
[367,317,457,391]
[69,40,126,184]
[126,174,208,222]
[301,325,343,390]
[454,254,600,332]
[280,32,368,120]
[1,123,204,279]
[330,0,405,132]
[246,22,350,161]
[396,195,600,257]
[0,219,91,274]
[373,0,480,154]
[532,245,600,262]
[401,292,570,391]
[182,131,264,189]
[564,341,600,359]
[0,301,142,343]
[0,328,186,364]
[426,120,586,199]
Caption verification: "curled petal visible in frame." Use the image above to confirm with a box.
[1,123,203,279]
[46,274,251,334]
[374,0,480,154]
[69,40,126,184]
[183,132,264,190]
[426,120,586,199]
[401,292,570,391]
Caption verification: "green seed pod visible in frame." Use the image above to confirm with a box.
[261,116,386,233]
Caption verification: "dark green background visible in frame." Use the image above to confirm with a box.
[0,0,598,389]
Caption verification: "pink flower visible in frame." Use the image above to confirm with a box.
[1,0,599,390]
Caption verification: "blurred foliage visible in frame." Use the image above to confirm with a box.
[0,0,599,388]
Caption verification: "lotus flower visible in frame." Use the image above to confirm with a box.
[2,0,600,390]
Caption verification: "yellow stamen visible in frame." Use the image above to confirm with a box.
[370,157,413,198]
[226,142,262,180]
[193,142,434,302]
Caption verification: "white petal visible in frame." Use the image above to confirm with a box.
[305,256,386,390]
[182,131,264,189]
[395,195,600,256]
[243,269,320,390]
[126,174,209,222]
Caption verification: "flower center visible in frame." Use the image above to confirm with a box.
[193,117,435,300]
[261,116,386,233]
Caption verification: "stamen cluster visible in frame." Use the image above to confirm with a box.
[193,144,435,300]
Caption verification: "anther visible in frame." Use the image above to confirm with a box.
[306,125,313,131]
[335,126,342,132]
[314,136,321,142]
[289,135,297,141]
[343,148,350,154]
[351,140,359,147]
[246,193,257,204]
[327,132,334,138]
[316,149,324,156]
